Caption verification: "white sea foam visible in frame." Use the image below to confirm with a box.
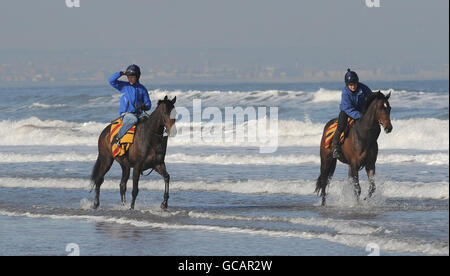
[150,89,312,107]
[379,89,449,109]
[0,152,98,163]
[187,211,381,235]
[378,118,449,150]
[148,88,449,108]
[0,117,105,146]
[0,177,447,200]
[0,209,446,255]
[311,88,342,102]
[1,116,448,150]
[28,103,67,109]
[0,151,447,166]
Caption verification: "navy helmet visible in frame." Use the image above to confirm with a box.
[125,64,141,80]
[344,68,359,85]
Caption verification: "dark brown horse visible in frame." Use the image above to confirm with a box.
[315,91,393,206]
[91,95,177,210]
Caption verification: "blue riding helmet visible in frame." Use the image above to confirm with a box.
[125,64,141,80]
[344,68,359,85]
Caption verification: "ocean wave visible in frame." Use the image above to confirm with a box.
[0,117,106,146]
[0,209,446,255]
[28,103,68,109]
[150,89,312,107]
[311,88,342,102]
[0,177,447,200]
[0,152,447,166]
[1,117,448,150]
[148,88,448,107]
[378,89,449,109]
[187,211,381,235]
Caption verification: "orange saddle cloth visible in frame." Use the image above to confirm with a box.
[110,118,136,158]
[324,118,354,148]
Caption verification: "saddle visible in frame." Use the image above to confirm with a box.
[110,118,136,158]
[324,118,354,149]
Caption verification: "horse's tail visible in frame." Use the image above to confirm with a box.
[315,157,337,198]
[90,126,113,193]
[90,156,102,192]
[314,175,326,196]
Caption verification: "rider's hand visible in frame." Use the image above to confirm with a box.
[120,71,126,76]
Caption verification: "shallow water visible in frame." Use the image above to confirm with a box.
[0,80,448,255]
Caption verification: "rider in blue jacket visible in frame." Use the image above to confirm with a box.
[332,69,373,159]
[109,64,151,144]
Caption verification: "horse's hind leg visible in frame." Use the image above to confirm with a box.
[119,164,130,206]
[155,163,170,210]
[91,155,114,209]
[316,155,337,206]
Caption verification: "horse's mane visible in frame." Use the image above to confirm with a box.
[140,98,174,123]
[157,98,174,107]
[361,91,386,115]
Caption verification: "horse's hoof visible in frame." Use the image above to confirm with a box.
[160,202,168,210]
[364,193,375,201]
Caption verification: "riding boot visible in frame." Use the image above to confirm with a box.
[332,111,348,159]
[331,130,343,159]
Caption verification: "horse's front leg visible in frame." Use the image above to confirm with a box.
[365,165,376,200]
[349,165,361,202]
[130,164,141,210]
[365,143,378,200]
[155,163,170,210]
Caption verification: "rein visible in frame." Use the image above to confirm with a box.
[141,168,154,176]
[140,131,166,176]
[137,104,172,176]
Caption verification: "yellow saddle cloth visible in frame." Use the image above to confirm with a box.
[110,118,136,158]
[324,118,354,148]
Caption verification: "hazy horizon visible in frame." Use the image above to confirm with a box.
[0,0,448,84]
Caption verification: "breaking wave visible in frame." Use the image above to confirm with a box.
[1,117,448,150]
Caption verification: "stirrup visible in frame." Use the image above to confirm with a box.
[111,135,121,146]
[332,147,342,159]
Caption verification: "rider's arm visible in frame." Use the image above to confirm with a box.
[141,86,152,111]
[109,72,127,91]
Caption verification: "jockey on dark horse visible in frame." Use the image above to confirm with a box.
[332,69,373,159]
[109,64,152,145]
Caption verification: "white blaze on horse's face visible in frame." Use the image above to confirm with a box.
[378,96,393,134]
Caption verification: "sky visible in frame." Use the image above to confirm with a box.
[0,0,448,82]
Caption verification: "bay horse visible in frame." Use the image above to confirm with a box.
[90,95,177,210]
[315,91,393,206]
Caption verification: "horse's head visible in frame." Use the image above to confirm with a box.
[371,91,393,134]
[156,95,177,137]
